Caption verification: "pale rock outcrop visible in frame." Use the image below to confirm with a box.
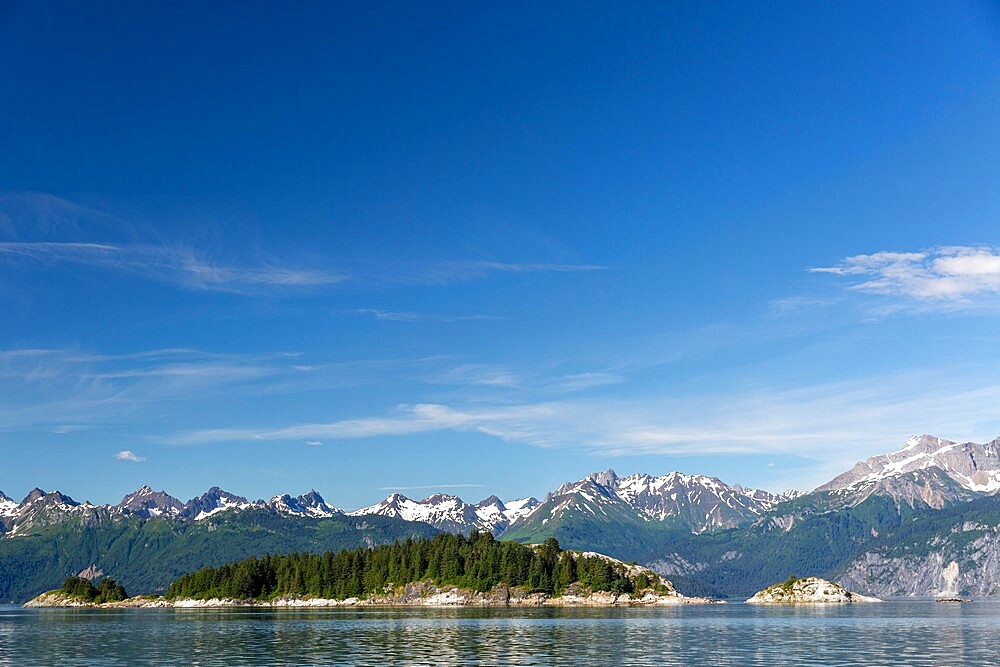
[746,576,881,604]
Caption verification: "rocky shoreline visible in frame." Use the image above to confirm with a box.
[25,581,722,609]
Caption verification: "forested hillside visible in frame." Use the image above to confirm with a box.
[166,532,665,600]
[0,509,437,603]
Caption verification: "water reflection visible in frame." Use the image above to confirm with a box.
[0,602,997,666]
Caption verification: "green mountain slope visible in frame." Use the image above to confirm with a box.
[0,509,437,603]
[500,480,689,561]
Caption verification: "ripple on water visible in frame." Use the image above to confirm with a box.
[0,602,998,666]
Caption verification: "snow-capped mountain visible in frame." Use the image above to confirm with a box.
[0,485,347,536]
[9,434,996,543]
[271,490,341,518]
[181,487,260,521]
[116,485,185,518]
[811,435,1000,510]
[820,435,1000,494]
[501,496,542,522]
[534,469,797,535]
[753,435,1000,535]
[349,492,541,535]
[612,470,797,529]
[0,488,93,536]
[472,495,541,534]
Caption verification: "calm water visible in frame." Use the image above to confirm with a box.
[2,601,998,666]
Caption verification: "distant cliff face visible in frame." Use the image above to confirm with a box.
[838,520,1000,597]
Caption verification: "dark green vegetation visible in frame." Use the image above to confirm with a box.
[778,576,800,593]
[653,493,913,597]
[60,575,127,603]
[166,532,663,600]
[506,489,1000,599]
[0,508,437,603]
[502,496,689,563]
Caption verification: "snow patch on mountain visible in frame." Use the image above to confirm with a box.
[182,487,259,521]
[818,435,1000,496]
[502,497,541,522]
[117,485,185,518]
[0,492,16,518]
[535,469,799,534]
[270,490,341,518]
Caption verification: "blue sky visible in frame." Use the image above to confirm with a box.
[2,1,1000,508]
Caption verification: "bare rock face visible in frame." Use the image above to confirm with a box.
[746,576,881,604]
[838,524,1000,598]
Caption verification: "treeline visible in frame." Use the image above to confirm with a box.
[166,532,663,600]
[61,576,128,603]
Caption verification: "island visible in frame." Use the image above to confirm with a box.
[26,532,719,608]
[746,576,882,604]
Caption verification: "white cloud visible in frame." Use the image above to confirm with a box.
[115,450,145,462]
[811,246,1000,303]
[305,440,322,446]
[171,365,1000,489]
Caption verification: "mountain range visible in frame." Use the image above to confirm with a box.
[3,433,1000,601]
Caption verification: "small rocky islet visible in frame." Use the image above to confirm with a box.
[745,576,882,604]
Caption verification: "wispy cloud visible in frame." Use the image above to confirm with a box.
[347,308,507,323]
[548,372,625,393]
[357,259,608,286]
[1,192,605,294]
[420,363,626,397]
[305,440,323,446]
[0,347,441,432]
[811,246,1000,306]
[0,241,346,293]
[429,363,523,388]
[172,365,1000,489]
[376,483,485,491]
[115,450,145,462]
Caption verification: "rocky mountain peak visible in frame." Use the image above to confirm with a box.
[181,487,255,520]
[19,488,78,508]
[21,488,47,505]
[817,434,1000,497]
[117,486,184,518]
[475,495,505,509]
[587,469,619,488]
[296,490,326,506]
[422,493,460,505]
[271,490,340,517]
[379,492,407,507]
